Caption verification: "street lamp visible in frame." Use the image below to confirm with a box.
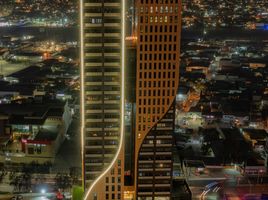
[41,189,46,194]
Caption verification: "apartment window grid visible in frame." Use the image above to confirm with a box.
[136,0,180,133]
[136,0,180,198]
[83,1,124,199]
[105,164,123,199]
[137,104,175,198]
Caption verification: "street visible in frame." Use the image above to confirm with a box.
[51,118,81,174]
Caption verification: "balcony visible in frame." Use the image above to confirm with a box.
[155,184,170,187]
[155,160,172,163]
[155,176,171,179]
[85,43,102,47]
[139,160,153,164]
[155,168,171,172]
[138,184,153,188]
[104,127,119,131]
[104,3,120,7]
[85,33,102,37]
[137,192,153,196]
[84,154,102,158]
[156,143,172,147]
[104,145,118,149]
[142,144,154,147]
[85,91,102,95]
[156,135,173,139]
[140,152,154,156]
[85,110,102,114]
[104,43,120,47]
[85,72,102,76]
[85,163,102,167]
[139,168,153,172]
[155,152,172,155]
[85,13,102,17]
[85,23,102,28]
[85,145,103,149]
[154,192,170,196]
[85,127,102,132]
[85,3,101,7]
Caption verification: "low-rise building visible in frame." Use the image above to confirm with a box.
[0,100,72,164]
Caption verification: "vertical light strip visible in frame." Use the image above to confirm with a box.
[83,0,126,198]
[79,0,85,190]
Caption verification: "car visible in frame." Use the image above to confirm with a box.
[65,134,71,140]
[63,192,72,199]
[11,195,23,200]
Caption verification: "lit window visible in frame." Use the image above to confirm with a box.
[165,6,168,13]
[150,6,153,13]
[90,18,102,24]
[164,16,168,23]
[94,194,97,200]
[160,6,163,13]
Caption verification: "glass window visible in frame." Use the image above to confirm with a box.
[160,6,163,13]
[150,6,153,13]
[165,6,168,13]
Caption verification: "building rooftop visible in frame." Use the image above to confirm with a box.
[242,129,268,140]
[34,126,60,141]
[0,100,65,125]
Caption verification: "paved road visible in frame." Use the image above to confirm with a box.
[191,179,268,199]
[0,193,53,200]
[51,118,81,174]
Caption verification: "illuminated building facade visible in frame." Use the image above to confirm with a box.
[80,0,125,199]
[135,0,182,199]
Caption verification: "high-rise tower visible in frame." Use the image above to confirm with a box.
[135,0,182,199]
[80,0,125,199]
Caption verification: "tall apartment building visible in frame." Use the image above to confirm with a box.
[80,0,125,199]
[135,0,182,199]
